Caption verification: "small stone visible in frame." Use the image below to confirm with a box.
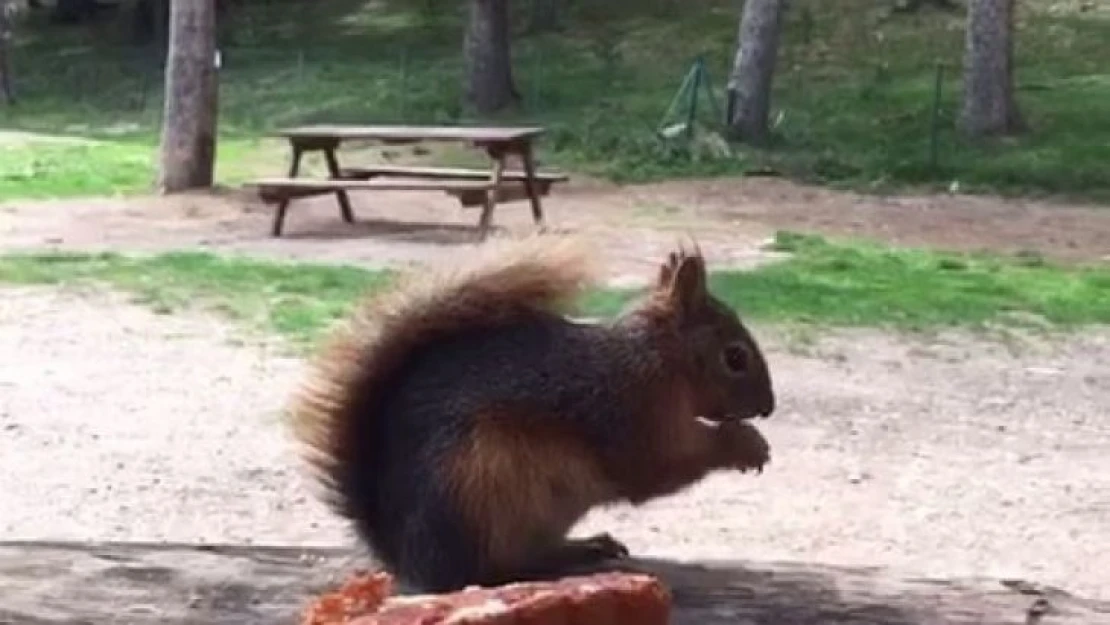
[848,471,870,484]
[1025,366,1061,376]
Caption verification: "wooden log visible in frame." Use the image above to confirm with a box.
[0,542,1107,625]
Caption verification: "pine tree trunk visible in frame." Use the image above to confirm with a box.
[0,40,11,106]
[727,0,786,144]
[157,0,218,192]
[893,0,959,13]
[0,3,14,105]
[463,0,518,115]
[526,0,563,33]
[960,0,1024,138]
[131,0,169,50]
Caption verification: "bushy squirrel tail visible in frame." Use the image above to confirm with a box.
[287,235,603,533]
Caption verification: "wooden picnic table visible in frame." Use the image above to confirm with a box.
[248,124,568,239]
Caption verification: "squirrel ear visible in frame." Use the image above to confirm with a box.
[668,252,708,314]
[656,251,680,288]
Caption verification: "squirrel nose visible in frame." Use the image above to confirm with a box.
[759,394,775,418]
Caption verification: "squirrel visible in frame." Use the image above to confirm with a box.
[288,236,776,593]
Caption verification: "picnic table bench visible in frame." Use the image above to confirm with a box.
[246,125,568,239]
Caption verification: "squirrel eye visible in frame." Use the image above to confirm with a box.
[722,344,749,374]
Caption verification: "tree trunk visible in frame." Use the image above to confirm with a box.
[960,0,1024,138]
[727,0,787,144]
[0,39,11,106]
[463,0,518,115]
[526,0,564,33]
[131,0,169,48]
[0,4,13,105]
[157,0,219,193]
[892,0,959,13]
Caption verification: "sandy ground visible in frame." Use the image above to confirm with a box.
[1,178,1108,604]
[1,176,1108,280]
[1,285,1108,601]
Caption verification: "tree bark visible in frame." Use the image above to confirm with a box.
[960,0,1024,138]
[131,0,169,48]
[892,0,959,13]
[526,0,564,33]
[727,0,787,144]
[157,0,219,193]
[0,3,13,106]
[463,0,519,115]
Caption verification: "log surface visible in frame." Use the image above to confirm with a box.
[0,541,1107,625]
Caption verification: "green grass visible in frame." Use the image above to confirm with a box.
[1,233,1106,347]
[0,250,393,345]
[0,136,281,199]
[0,0,1107,200]
[0,141,154,198]
[722,232,1110,328]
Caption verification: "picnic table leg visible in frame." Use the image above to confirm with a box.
[272,146,304,237]
[478,156,506,240]
[519,143,546,228]
[323,148,356,224]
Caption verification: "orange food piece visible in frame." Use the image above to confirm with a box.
[301,570,671,625]
[301,570,394,625]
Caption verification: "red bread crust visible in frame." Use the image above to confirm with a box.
[302,571,394,625]
[302,570,671,625]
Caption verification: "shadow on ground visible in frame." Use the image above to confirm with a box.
[274,217,487,245]
[0,541,1105,625]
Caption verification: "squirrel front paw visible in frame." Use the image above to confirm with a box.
[720,421,771,474]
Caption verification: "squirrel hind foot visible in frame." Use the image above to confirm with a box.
[540,533,632,572]
[565,533,631,561]
[489,534,633,586]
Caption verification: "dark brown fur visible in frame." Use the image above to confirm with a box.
[288,235,775,592]
[289,236,599,516]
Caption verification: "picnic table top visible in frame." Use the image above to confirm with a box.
[274,124,547,143]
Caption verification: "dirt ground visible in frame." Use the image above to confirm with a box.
[1,178,1109,608]
[2,176,1108,280]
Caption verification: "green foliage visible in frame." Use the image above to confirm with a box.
[1,233,1106,347]
[0,0,1108,199]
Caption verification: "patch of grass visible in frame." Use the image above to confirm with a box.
[0,250,392,346]
[0,137,284,199]
[0,141,153,198]
[1,233,1106,346]
[710,231,1110,329]
[0,0,1107,199]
